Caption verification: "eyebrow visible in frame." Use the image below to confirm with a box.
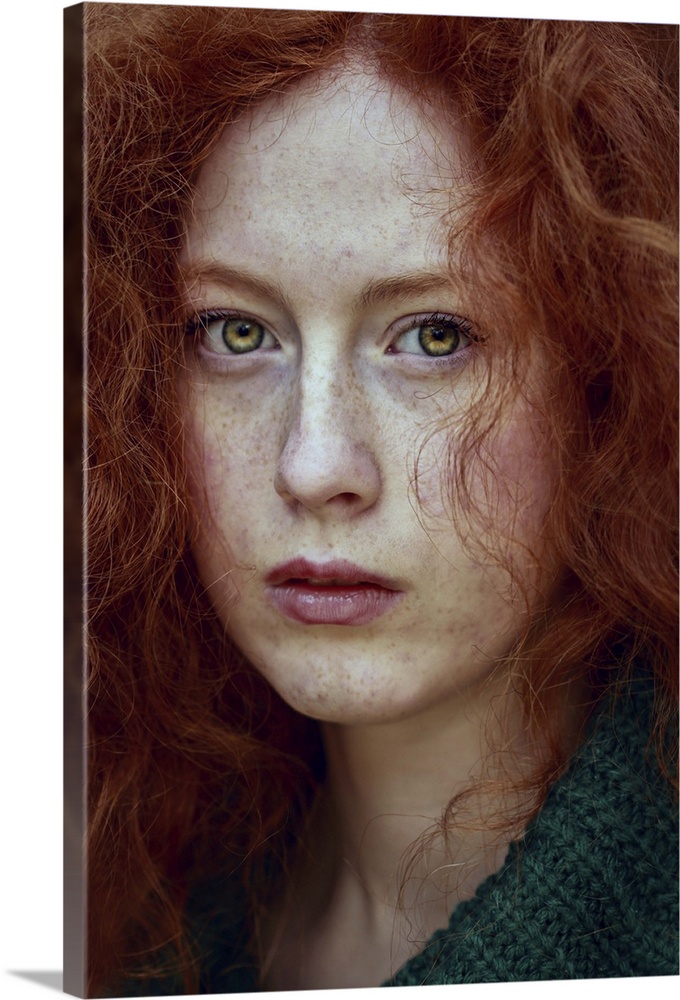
[181,262,457,314]
[358,271,457,309]
[180,262,294,315]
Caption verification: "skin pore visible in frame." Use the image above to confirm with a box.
[179,61,557,988]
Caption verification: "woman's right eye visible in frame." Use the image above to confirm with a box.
[187,313,278,355]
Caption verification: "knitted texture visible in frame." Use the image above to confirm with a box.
[386,683,679,985]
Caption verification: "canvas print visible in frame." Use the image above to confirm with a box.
[67,3,679,996]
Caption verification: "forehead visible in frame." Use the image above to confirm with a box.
[183,63,470,289]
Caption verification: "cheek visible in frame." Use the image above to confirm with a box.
[184,385,275,508]
[181,387,281,589]
[471,415,556,609]
[489,411,554,530]
[409,433,456,523]
[412,401,554,577]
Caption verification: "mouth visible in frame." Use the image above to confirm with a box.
[265,558,404,626]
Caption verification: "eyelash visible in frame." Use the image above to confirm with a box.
[389,312,476,359]
[185,310,277,354]
[185,309,479,362]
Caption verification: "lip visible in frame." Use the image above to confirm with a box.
[265,558,404,626]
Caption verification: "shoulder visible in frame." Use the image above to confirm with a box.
[388,679,678,985]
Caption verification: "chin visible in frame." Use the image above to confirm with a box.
[239,640,490,728]
[283,690,414,726]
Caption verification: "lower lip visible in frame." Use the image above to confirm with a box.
[266,582,403,626]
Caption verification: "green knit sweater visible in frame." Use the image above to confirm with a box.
[112,681,678,995]
[387,683,678,984]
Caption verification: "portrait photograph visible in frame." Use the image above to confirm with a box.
[62,1,678,996]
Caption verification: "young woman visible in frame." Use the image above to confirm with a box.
[83,5,678,996]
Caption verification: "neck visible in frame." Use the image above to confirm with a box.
[318,674,530,915]
[263,672,554,989]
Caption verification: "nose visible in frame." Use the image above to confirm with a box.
[274,359,381,518]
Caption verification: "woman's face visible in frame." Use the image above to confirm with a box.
[180,65,553,725]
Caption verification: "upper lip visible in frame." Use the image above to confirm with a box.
[265,558,402,590]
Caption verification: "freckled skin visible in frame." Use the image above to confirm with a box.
[179,65,552,726]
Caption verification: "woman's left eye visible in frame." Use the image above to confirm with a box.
[390,315,473,358]
[186,312,277,354]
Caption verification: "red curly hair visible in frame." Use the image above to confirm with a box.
[83,5,678,995]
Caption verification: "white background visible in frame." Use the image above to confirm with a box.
[0,0,677,998]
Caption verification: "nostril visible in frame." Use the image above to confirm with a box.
[334,492,366,507]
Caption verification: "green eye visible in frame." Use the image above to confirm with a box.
[221,318,266,353]
[390,313,473,359]
[418,322,461,356]
[186,311,277,357]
